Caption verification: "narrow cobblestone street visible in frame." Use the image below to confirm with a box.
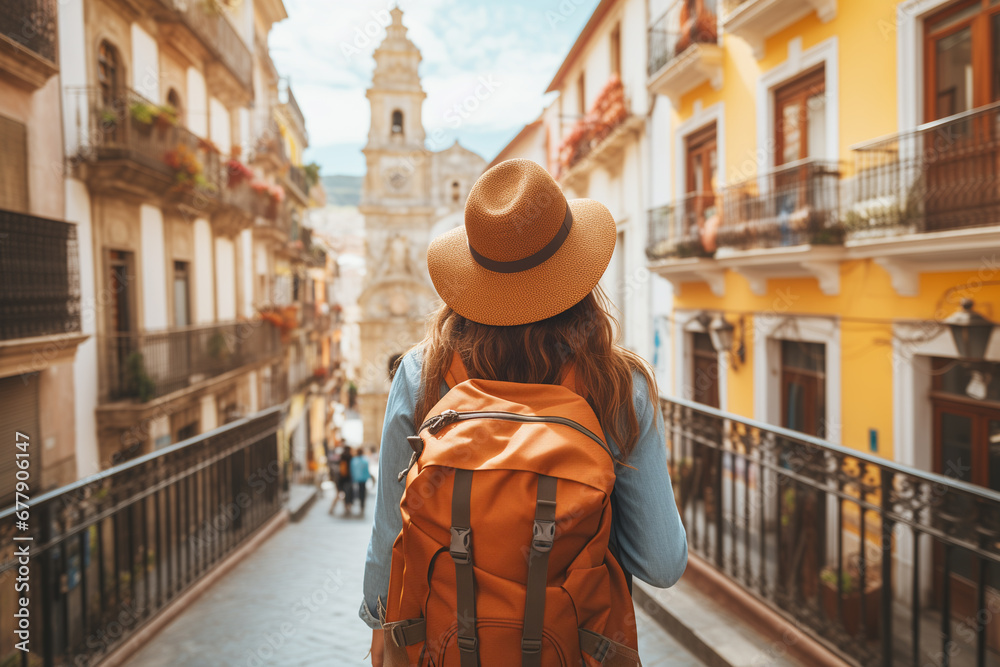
[124,487,706,666]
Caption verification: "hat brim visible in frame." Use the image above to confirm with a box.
[427,198,616,326]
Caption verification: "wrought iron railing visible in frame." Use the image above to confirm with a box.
[848,102,1000,238]
[101,320,281,403]
[67,86,224,194]
[719,158,843,250]
[0,0,57,63]
[661,395,1000,667]
[287,165,309,200]
[646,193,718,261]
[253,118,289,166]
[0,209,81,340]
[647,5,719,76]
[163,0,252,91]
[0,407,283,667]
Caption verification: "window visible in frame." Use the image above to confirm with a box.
[451,180,461,203]
[173,261,191,327]
[684,123,718,232]
[98,40,121,105]
[391,109,404,135]
[108,250,135,334]
[780,340,826,438]
[577,72,586,116]
[691,332,720,408]
[0,114,28,213]
[610,24,621,77]
[774,66,826,166]
[924,0,1000,121]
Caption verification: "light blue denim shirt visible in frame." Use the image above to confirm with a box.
[359,349,688,629]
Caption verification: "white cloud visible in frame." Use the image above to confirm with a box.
[270,0,599,172]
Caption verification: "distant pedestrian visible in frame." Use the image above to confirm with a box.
[350,448,371,513]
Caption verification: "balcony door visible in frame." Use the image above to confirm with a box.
[107,250,136,399]
[685,124,717,243]
[924,0,1000,229]
[781,340,827,439]
[773,67,827,243]
[932,357,1000,650]
[691,332,720,408]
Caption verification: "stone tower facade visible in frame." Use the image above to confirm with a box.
[358,7,487,447]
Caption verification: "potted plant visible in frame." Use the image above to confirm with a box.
[820,563,882,639]
[129,100,158,133]
[154,104,179,132]
[124,351,155,402]
[226,157,254,188]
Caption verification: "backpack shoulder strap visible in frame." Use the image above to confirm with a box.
[445,352,582,396]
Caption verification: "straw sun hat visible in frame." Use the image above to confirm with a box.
[427,159,616,327]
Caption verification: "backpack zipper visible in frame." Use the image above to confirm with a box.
[419,410,613,457]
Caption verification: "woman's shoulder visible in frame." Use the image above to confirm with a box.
[628,365,659,421]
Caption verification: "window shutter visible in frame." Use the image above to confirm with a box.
[0,114,29,213]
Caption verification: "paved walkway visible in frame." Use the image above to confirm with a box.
[124,487,706,666]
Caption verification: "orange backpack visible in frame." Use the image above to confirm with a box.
[383,356,641,666]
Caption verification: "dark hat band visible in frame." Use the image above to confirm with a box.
[468,202,573,274]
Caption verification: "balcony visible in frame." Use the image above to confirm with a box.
[646,193,728,295]
[720,159,843,251]
[100,320,281,403]
[661,395,1000,667]
[0,209,87,375]
[67,87,224,206]
[284,164,310,205]
[647,6,722,105]
[722,0,836,58]
[846,102,1000,295]
[252,118,290,173]
[715,159,844,294]
[155,0,253,100]
[556,75,643,189]
[0,0,58,88]
[0,407,284,665]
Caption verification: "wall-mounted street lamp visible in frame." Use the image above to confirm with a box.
[708,314,746,369]
[944,299,995,362]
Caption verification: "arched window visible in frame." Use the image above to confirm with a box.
[98,40,121,105]
[166,88,183,125]
[451,180,461,203]
[391,110,404,135]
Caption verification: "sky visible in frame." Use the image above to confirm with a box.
[269,0,602,176]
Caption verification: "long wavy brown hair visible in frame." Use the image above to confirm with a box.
[412,287,657,459]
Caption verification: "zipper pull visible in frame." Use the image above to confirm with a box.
[427,409,460,434]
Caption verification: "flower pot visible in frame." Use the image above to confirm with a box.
[821,579,882,640]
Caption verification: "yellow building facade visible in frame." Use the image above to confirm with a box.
[648,0,1000,480]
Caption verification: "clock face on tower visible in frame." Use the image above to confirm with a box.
[380,158,412,193]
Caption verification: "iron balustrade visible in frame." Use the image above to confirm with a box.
[647,5,719,76]
[162,0,252,91]
[719,158,843,250]
[661,395,1000,667]
[287,165,310,201]
[101,320,281,403]
[0,209,81,341]
[68,87,224,194]
[646,192,718,260]
[849,101,1000,238]
[0,0,57,63]
[282,85,307,142]
[0,407,283,667]
[253,118,289,166]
